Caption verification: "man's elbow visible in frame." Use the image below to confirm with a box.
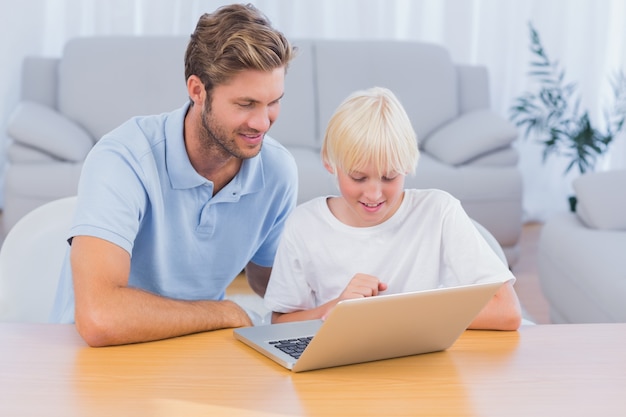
[75,309,122,347]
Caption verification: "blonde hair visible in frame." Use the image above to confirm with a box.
[322,87,419,177]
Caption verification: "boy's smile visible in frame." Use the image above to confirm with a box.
[327,162,406,227]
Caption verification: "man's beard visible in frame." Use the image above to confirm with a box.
[200,102,264,160]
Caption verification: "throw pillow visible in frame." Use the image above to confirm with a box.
[7,101,94,162]
[422,109,517,166]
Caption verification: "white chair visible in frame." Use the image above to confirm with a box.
[0,196,77,322]
[472,219,507,265]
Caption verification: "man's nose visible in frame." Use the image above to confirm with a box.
[248,107,272,132]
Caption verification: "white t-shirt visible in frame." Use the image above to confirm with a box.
[264,189,515,313]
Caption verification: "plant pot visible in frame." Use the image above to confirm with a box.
[568,195,577,212]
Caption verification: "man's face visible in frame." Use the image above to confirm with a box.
[199,68,285,160]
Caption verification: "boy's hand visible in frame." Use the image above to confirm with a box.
[338,273,388,301]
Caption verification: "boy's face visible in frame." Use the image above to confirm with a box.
[332,162,406,227]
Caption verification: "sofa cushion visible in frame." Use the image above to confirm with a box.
[7,144,58,163]
[422,110,518,166]
[7,101,94,162]
[574,170,626,230]
[467,147,519,166]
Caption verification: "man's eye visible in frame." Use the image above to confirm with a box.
[238,102,253,108]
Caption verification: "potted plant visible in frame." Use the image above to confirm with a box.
[509,22,626,211]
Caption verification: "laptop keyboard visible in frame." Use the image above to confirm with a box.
[269,336,313,359]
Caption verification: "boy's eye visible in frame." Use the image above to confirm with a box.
[382,175,398,182]
[351,176,366,182]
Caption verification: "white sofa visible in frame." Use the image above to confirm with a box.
[4,36,523,264]
[538,170,626,323]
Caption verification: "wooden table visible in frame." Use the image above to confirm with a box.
[1,323,624,416]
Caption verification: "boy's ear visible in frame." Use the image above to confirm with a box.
[323,161,335,174]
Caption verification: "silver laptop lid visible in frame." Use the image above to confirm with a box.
[234,281,503,372]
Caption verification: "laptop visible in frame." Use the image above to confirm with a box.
[233,281,503,372]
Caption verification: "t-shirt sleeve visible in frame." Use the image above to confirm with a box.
[69,137,147,255]
[263,213,318,313]
[439,199,516,287]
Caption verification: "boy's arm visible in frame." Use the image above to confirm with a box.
[271,273,387,323]
[272,300,337,324]
[468,281,522,330]
[72,235,252,347]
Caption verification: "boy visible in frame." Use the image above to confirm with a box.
[264,87,521,330]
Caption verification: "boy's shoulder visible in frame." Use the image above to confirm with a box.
[293,196,329,215]
[405,188,458,204]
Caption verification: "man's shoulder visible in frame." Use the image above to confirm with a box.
[262,135,295,156]
[260,135,298,174]
[97,105,185,152]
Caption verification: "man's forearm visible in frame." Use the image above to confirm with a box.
[75,288,252,347]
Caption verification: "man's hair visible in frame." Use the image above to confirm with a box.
[322,87,419,177]
[184,3,295,100]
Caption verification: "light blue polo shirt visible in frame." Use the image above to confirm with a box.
[50,103,298,323]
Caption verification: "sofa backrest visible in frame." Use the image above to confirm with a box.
[267,39,318,148]
[312,40,459,145]
[43,36,468,148]
[57,35,320,147]
[58,36,189,141]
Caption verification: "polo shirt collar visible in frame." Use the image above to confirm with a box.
[165,102,265,197]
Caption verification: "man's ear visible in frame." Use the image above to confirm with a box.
[186,75,206,106]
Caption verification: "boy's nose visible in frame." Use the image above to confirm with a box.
[364,181,383,200]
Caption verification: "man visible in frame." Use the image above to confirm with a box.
[50,4,298,347]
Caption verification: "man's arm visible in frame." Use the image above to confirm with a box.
[72,235,252,347]
[244,261,272,297]
[468,281,522,330]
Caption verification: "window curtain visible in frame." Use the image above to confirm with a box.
[1,0,624,221]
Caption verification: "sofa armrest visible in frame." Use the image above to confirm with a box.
[574,169,626,230]
[421,109,518,166]
[7,101,94,162]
